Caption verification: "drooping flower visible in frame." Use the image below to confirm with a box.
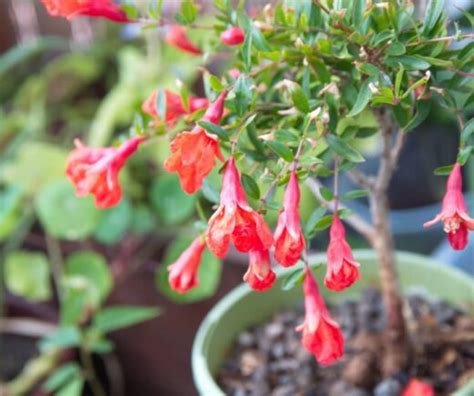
[66,136,144,209]
[274,172,305,267]
[206,157,273,258]
[168,237,206,293]
[164,90,228,194]
[220,27,245,46]
[402,379,434,396]
[165,25,202,55]
[424,163,474,250]
[40,0,130,22]
[324,215,361,291]
[296,267,344,365]
[142,90,208,125]
[243,245,276,292]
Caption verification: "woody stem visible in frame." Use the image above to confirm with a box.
[370,108,408,376]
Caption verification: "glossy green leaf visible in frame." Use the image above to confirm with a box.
[282,268,305,291]
[461,118,474,145]
[241,174,261,200]
[35,180,102,241]
[304,206,327,237]
[326,135,365,163]
[342,189,369,200]
[434,164,454,175]
[423,0,444,36]
[5,251,52,301]
[347,78,376,117]
[64,251,112,309]
[266,141,294,162]
[197,121,230,141]
[150,174,196,225]
[93,306,160,333]
[39,327,81,351]
[44,363,81,392]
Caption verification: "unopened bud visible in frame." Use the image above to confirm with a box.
[368,82,379,94]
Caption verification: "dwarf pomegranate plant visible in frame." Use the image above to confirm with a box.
[42,0,473,386]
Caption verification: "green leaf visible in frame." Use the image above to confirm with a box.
[461,118,474,145]
[342,189,369,200]
[56,378,84,396]
[242,33,253,69]
[156,236,222,304]
[266,141,294,162]
[150,174,196,225]
[44,363,81,392]
[347,78,375,117]
[180,0,198,24]
[352,0,366,27]
[64,251,112,309]
[94,199,132,245]
[201,177,221,204]
[403,100,431,132]
[197,121,230,141]
[241,174,261,200]
[314,214,334,231]
[0,186,22,241]
[385,56,431,70]
[93,306,160,333]
[395,65,405,98]
[233,74,252,116]
[39,327,81,351]
[35,180,102,241]
[121,4,139,20]
[250,25,271,51]
[290,85,310,113]
[148,0,164,20]
[385,41,406,56]
[457,146,473,166]
[2,142,67,196]
[282,268,305,291]
[434,164,454,175]
[319,186,334,201]
[304,207,327,238]
[326,135,365,163]
[208,75,224,92]
[423,0,444,36]
[5,251,52,301]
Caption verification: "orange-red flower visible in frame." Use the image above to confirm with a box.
[402,379,434,396]
[220,27,245,46]
[243,245,276,291]
[296,267,344,365]
[164,90,228,194]
[142,90,208,125]
[274,171,305,267]
[168,237,206,293]
[165,25,202,55]
[41,0,130,22]
[324,215,361,291]
[424,163,474,250]
[66,136,144,209]
[206,157,273,258]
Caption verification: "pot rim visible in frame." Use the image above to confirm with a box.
[192,249,474,396]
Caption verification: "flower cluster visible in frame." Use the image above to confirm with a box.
[54,0,474,370]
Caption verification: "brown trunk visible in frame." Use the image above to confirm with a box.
[370,187,408,376]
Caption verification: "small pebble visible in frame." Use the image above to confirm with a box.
[373,378,403,396]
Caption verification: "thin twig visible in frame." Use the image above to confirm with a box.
[346,168,376,190]
[305,177,376,244]
[80,344,106,396]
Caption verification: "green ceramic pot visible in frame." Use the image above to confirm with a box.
[192,250,474,395]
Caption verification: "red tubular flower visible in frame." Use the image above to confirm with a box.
[424,163,474,250]
[243,245,276,292]
[402,379,434,396]
[274,172,305,267]
[41,0,130,22]
[296,267,344,365]
[220,27,245,46]
[168,237,206,293]
[206,157,273,258]
[164,90,228,194]
[142,90,208,125]
[66,136,144,209]
[165,25,202,55]
[324,215,361,291]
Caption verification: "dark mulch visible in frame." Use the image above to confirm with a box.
[218,288,474,396]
